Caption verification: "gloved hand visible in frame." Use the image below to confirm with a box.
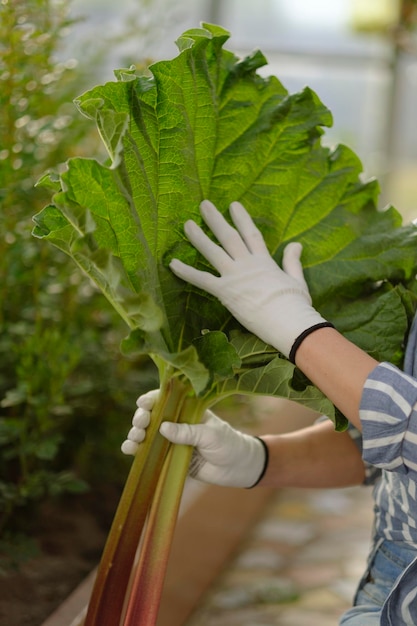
[121,390,269,488]
[170,200,332,362]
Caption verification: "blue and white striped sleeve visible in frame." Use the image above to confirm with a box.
[347,424,381,485]
[360,362,417,479]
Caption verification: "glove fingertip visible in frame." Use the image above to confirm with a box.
[159,421,177,440]
[132,408,150,428]
[199,198,220,218]
[160,421,193,446]
[170,258,216,292]
[121,440,139,455]
[282,241,306,282]
[229,200,246,215]
[136,389,159,409]
[183,219,199,238]
[169,258,187,276]
[200,198,215,211]
[284,241,302,258]
[128,425,145,442]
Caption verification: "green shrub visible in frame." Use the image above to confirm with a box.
[0,0,158,556]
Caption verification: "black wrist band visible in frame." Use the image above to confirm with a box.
[288,322,335,365]
[247,437,269,489]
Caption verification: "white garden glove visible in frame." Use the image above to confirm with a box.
[170,200,332,362]
[121,390,269,488]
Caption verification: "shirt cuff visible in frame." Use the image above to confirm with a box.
[360,362,417,474]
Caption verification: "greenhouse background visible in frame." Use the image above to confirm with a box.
[66,0,417,215]
[2,1,417,625]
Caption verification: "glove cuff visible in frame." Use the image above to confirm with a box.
[288,322,335,364]
[247,437,269,488]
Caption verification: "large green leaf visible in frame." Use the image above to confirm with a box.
[33,23,417,423]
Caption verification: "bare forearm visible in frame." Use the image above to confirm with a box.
[259,419,366,488]
[295,327,379,430]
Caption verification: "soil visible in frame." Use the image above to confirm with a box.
[0,488,120,626]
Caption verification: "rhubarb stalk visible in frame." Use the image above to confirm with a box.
[83,375,191,626]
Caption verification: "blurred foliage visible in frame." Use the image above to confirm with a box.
[401,0,417,30]
[0,0,159,559]
[350,0,417,43]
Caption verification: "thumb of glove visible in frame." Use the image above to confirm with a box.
[282,242,310,293]
[159,421,198,445]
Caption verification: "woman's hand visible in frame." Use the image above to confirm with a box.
[170,199,330,361]
[121,390,268,488]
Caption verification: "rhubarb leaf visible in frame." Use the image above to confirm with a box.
[33,22,417,423]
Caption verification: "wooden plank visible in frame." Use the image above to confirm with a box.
[157,483,275,626]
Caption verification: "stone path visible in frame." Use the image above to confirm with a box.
[185,484,374,626]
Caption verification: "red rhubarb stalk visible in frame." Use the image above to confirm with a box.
[123,396,206,625]
[83,376,190,626]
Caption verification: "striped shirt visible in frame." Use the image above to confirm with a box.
[361,361,417,542]
[352,313,417,624]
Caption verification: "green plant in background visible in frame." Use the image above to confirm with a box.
[0,0,159,563]
[33,23,417,625]
[1,0,82,546]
